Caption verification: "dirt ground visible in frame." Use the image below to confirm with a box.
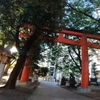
[60,85,100,100]
[0,82,39,100]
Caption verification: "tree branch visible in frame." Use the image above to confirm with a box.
[68,47,81,72]
[71,46,82,70]
[67,3,99,22]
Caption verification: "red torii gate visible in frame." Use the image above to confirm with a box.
[20,29,100,90]
[54,29,100,89]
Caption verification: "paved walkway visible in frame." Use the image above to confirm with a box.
[28,81,94,100]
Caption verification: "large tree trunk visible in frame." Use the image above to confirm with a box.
[5,54,27,89]
[4,29,41,89]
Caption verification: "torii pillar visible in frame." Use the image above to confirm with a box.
[81,35,89,88]
[77,34,91,93]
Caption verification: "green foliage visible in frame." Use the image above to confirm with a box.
[45,43,81,77]
[0,0,66,52]
[65,0,100,33]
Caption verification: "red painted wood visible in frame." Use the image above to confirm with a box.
[81,35,89,88]
[20,66,31,82]
[87,42,100,49]
[86,34,100,40]
[61,29,100,40]
[55,34,100,49]
[55,34,82,46]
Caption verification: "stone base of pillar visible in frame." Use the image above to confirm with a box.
[77,87,91,93]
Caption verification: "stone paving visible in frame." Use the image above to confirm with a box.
[28,81,94,100]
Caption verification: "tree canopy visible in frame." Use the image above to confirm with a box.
[0,0,67,89]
